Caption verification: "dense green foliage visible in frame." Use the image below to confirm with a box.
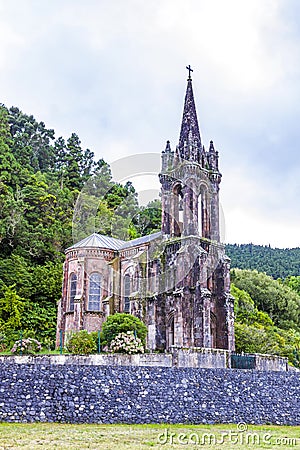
[0,104,158,350]
[66,330,97,355]
[282,275,300,296]
[226,243,300,279]
[101,313,148,348]
[227,247,300,364]
[231,269,300,330]
[231,271,300,366]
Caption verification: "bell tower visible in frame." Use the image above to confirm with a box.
[160,67,222,242]
[156,67,235,352]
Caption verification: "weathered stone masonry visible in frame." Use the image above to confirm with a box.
[56,73,235,353]
[0,363,299,425]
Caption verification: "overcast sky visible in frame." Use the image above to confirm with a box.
[1,0,300,248]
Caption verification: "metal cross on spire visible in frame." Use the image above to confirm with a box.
[186,65,193,80]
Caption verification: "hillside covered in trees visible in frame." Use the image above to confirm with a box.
[231,269,300,366]
[0,103,299,365]
[226,243,300,279]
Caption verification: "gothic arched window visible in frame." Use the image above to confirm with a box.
[173,183,183,237]
[198,191,203,237]
[124,273,131,313]
[88,273,101,311]
[69,273,77,312]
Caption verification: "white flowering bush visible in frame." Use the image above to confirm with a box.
[11,337,42,355]
[109,331,144,354]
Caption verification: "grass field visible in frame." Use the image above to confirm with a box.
[0,423,299,449]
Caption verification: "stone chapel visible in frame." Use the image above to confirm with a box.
[56,69,235,351]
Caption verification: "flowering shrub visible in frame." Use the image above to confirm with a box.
[11,337,42,355]
[101,313,147,347]
[109,331,144,354]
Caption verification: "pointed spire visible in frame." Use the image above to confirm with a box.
[208,140,219,170]
[165,140,171,153]
[178,70,202,160]
[209,140,215,152]
[161,139,174,172]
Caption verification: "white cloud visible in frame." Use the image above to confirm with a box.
[0,0,299,247]
[221,164,300,247]
[224,207,299,248]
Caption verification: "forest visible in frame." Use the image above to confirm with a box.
[0,104,299,365]
[226,243,300,279]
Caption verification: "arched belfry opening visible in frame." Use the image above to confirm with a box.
[198,190,203,237]
[198,184,211,239]
[181,178,199,236]
[172,183,183,237]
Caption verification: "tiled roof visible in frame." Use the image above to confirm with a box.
[67,231,162,252]
[119,232,162,250]
[67,233,125,251]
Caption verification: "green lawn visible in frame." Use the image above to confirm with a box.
[0,423,299,449]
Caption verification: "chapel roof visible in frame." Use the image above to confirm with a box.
[119,231,162,250]
[66,231,162,252]
[67,233,125,251]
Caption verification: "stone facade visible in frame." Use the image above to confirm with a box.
[56,73,235,351]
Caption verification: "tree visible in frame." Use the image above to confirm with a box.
[0,285,25,332]
[234,322,284,355]
[226,243,300,279]
[0,106,23,187]
[133,198,162,236]
[101,313,148,347]
[61,133,96,190]
[231,275,300,366]
[105,181,139,240]
[231,283,273,327]
[66,330,97,354]
[8,106,55,172]
[31,262,63,305]
[231,269,300,330]
[283,276,300,296]
[0,255,32,298]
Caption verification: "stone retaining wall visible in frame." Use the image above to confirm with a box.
[0,364,299,425]
[0,348,288,371]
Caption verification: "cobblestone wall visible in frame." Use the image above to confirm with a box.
[0,364,299,425]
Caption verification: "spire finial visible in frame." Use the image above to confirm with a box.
[186,65,193,81]
[165,140,171,152]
